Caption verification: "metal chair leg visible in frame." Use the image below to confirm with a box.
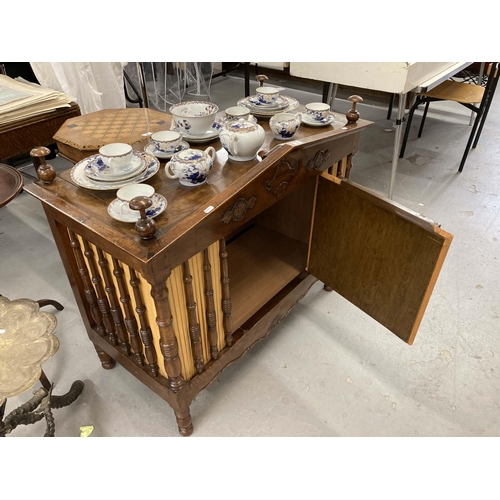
[418,101,430,138]
[472,63,500,149]
[399,97,422,158]
[387,93,395,120]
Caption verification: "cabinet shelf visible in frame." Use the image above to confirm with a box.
[227,224,308,330]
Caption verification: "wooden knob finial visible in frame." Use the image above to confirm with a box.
[346,95,363,125]
[129,196,156,239]
[256,75,268,87]
[30,146,56,184]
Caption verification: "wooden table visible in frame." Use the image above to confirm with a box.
[0,163,23,207]
[0,102,80,162]
[24,108,453,435]
[53,108,172,163]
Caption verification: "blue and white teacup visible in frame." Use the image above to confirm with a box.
[305,102,331,122]
[151,131,182,153]
[255,86,280,105]
[165,147,216,186]
[225,106,251,121]
[269,112,302,140]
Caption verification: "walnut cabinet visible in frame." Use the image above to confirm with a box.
[25,110,452,435]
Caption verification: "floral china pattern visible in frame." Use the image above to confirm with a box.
[274,121,297,138]
[166,147,215,186]
[169,101,218,117]
[307,110,328,121]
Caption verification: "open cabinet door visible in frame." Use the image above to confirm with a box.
[308,174,453,345]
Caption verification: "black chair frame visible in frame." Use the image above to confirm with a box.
[399,62,500,172]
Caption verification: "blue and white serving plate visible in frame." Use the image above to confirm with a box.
[144,141,190,159]
[107,193,167,223]
[237,96,299,118]
[71,152,159,191]
[84,151,146,181]
[302,112,335,127]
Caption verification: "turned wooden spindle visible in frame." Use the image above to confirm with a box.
[182,260,204,374]
[150,280,186,391]
[110,256,144,365]
[30,146,56,184]
[82,239,119,347]
[219,238,233,347]
[256,74,268,87]
[346,95,363,125]
[129,196,156,240]
[203,248,219,360]
[129,268,159,377]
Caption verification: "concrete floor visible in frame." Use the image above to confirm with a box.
[1,73,500,438]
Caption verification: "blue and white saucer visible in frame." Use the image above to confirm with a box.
[248,96,287,110]
[302,112,335,127]
[71,152,159,191]
[84,151,145,181]
[171,121,221,143]
[107,193,167,223]
[144,141,190,159]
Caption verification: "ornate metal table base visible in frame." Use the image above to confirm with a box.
[0,381,84,437]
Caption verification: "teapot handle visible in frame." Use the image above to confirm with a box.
[205,146,216,164]
[231,135,239,157]
[220,132,237,157]
[165,161,178,179]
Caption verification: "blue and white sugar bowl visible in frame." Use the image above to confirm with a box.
[165,147,216,186]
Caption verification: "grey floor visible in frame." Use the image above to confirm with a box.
[2,73,500,438]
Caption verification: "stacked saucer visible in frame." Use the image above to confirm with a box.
[171,120,222,144]
[71,144,159,191]
[237,86,299,119]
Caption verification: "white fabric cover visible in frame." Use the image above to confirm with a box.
[30,62,127,115]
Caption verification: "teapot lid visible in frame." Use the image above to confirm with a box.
[224,121,258,133]
[172,148,210,162]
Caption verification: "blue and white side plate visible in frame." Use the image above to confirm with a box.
[144,141,190,159]
[71,152,159,191]
[107,193,167,223]
[84,151,146,181]
[301,112,335,127]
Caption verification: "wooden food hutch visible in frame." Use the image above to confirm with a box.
[24,107,452,436]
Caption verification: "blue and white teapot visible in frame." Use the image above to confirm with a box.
[219,119,265,162]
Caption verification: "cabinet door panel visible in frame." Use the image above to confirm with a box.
[308,174,452,345]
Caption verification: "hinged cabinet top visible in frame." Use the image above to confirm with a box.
[25,110,372,268]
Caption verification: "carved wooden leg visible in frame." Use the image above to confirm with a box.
[174,405,194,436]
[323,285,333,292]
[93,344,116,370]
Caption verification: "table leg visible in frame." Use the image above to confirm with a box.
[389,93,406,200]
